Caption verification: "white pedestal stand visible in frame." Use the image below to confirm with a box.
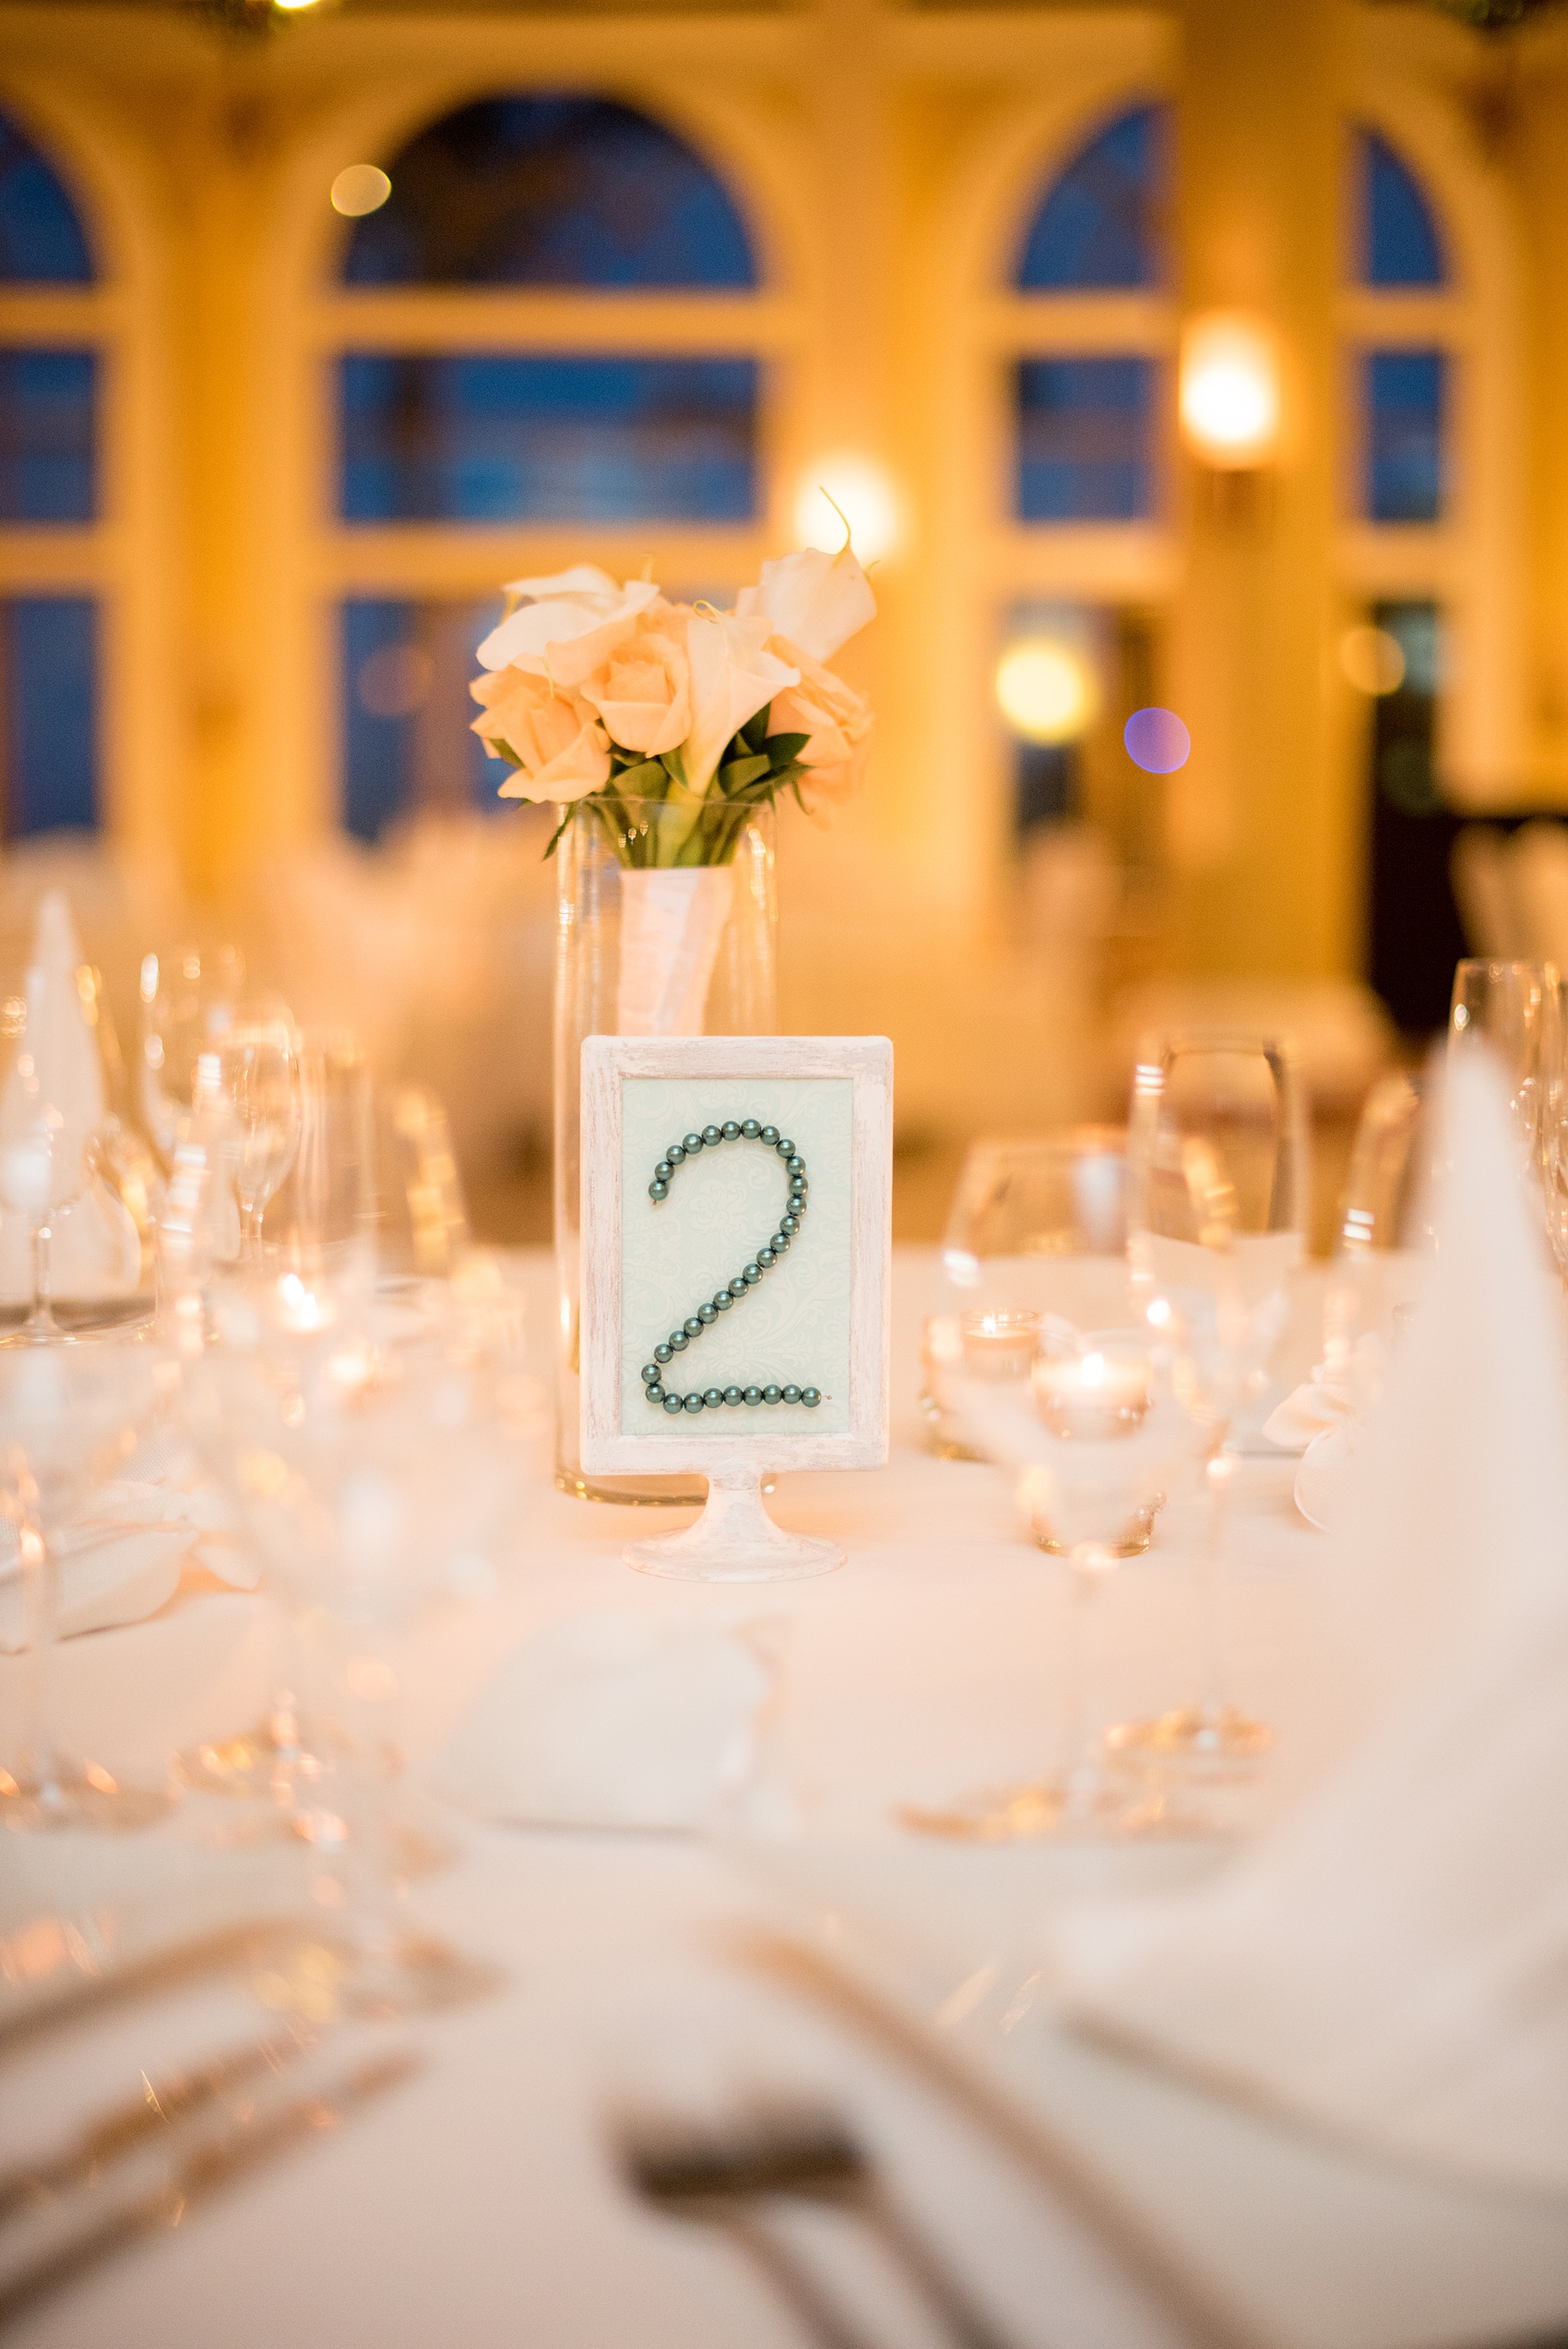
[624,1456,843,1582]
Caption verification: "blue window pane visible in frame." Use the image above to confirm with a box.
[339,354,757,524]
[1365,349,1446,523]
[341,598,506,843]
[0,113,93,284]
[1016,105,1167,291]
[0,350,96,522]
[3,599,98,837]
[1016,358,1155,521]
[344,96,755,289]
[1358,128,1445,289]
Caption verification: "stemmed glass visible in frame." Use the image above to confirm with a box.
[0,960,91,1346]
[138,943,245,1171]
[1449,958,1558,1174]
[1120,1035,1309,1771]
[901,1325,1182,1840]
[0,1334,172,1830]
[220,1002,303,1264]
[183,1263,516,2015]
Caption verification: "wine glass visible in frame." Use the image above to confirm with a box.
[138,943,245,1171]
[1120,1035,1310,1771]
[183,1263,516,2016]
[1449,958,1558,1173]
[0,1332,172,1830]
[900,1325,1183,1839]
[220,1001,303,1263]
[0,958,92,1346]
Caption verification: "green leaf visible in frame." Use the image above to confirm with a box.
[763,731,810,772]
[612,758,667,794]
[660,747,689,789]
[541,808,574,860]
[716,751,772,795]
[741,706,772,753]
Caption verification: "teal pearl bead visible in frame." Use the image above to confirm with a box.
[786,1156,806,1177]
[756,1248,776,1269]
[760,1125,779,1145]
[771,1234,790,1253]
[649,1180,668,1201]
[801,1387,821,1407]
[781,1383,801,1404]
[683,1316,704,1337]
[641,1362,661,1383]
[646,1385,664,1406]
[762,1384,782,1404]
[723,1385,743,1406]
[776,1137,795,1157]
[743,1385,763,1405]
[713,1292,732,1311]
[654,1160,672,1181]
[728,1277,747,1299]
[662,1394,683,1415]
[697,1303,718,1324]
[703,1388,723,1408]
[742,1119,761,1138]
[654,1344,672,1363]
[779,1215,800,1236]
[669,1331,689,1351]
[742,1263,761,1285]
[683,1393,705,1415]
[667,1142,686,1164]
[683,1132,704,1154]
[701,1124,722,1146]
[721,1121,741,1140]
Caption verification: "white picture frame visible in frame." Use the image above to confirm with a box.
[579,1034,893,1578]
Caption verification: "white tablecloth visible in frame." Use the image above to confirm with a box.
[0,1251,1430,2349]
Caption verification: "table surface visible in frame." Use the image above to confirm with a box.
[0,1250,1381,2349]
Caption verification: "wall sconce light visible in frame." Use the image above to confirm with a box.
[793,457,899,564]
[1179,312,1281,470]
[994,637,1099,744]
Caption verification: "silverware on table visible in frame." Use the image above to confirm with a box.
[618,2101,1019,2349]
[0,2045,422,2329]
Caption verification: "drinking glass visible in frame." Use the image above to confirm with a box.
[1121,1035,1309,1770]
[138,943,245,1171]
[375,1082,469,1280]
[901,1327,1182,1840]
[1537,976,1568,1287]
[0,960,88,1344]
[1449,958,1558,1172]
[220,1001,303,1263]
[184,1265,516,2015]
[0,1334,172,1830]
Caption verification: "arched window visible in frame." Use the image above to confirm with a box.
[0,110,100,839]
[996,102,1172,847]
[328,94,766,842]
[1352,126,1450,528]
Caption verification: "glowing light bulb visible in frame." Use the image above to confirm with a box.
[331,165,392,219]
[792,457,898,564]
[1179,313,1281,469]
[995,639,1099,744]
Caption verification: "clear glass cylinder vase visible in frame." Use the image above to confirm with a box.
[554,796,778,1502]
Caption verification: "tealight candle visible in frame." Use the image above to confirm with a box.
[1031,1343,1149,1423]
[958,1308,1041,1382]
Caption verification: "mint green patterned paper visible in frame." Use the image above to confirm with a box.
[619,1077,854,1439]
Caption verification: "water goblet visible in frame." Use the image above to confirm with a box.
[1119,1034,1309,1773]
[901,1327,1182,1841]
[138,942,245,1172]
[184,1265,516,2015]
[1449,958,1558,1175]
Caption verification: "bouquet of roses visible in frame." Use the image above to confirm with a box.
[468,541,875,865]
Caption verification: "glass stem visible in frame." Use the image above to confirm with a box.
[239,1205,262,1266]
[15,1511,65,1807]
[1195,1440,1235,1726]
[25,1216,57,1338]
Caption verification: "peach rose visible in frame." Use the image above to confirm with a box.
[469,666,611,803]
[475,571,660,691]
[579,604,692,757]
[766,643,873,819]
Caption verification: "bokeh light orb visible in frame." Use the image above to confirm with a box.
[1179,314,1280,469]
[1338,624,1407,696]
[1123,706,1191,773]
[793,457,899,564]
[331,165,392,219]
[994,640,1099,744]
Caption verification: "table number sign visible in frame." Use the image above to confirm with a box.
[579,1035,892,1578]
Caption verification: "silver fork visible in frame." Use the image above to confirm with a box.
[618,2101,1019,2349]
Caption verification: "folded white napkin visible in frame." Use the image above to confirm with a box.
[1050,1050,1568,2197]
[0,1439,254,1654]
[425,1610,776,1833]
